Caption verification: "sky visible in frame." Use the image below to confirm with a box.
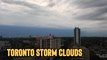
[0,0,107,37]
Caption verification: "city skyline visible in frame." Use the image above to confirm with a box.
[0,0,107,37]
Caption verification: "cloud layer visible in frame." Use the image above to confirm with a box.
[0,0,107,32]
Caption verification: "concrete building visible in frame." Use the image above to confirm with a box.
[74,27,81,46]
[72,27,90,60]
[36,34,61,60]
[38,34,61,49]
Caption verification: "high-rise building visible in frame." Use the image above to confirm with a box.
[38,34,61,49]
[74,27,81,46]
[72,27,90,60]
[37,34,61,60]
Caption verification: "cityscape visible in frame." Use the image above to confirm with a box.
[0,0,107,60]
[0,27,107,60]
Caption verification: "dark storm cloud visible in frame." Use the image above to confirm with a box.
[2,0,107,20]
[0,0,107,36]
[1,0,58,17]
[1,0,41,10]
[77,6,107,20]
[0,0,107,29]
[71,0,107,20]
[73,0,107,8]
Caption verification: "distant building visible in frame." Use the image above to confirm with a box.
[0,41,11,50]
[35,34,61,60]
[72,27,90,60]
[38,34,61,49]
[74,27,81,46]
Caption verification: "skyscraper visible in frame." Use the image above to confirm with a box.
[72,27,90,60]
[74,27,81,46]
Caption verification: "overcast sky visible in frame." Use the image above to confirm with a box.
[0,0,107,37]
